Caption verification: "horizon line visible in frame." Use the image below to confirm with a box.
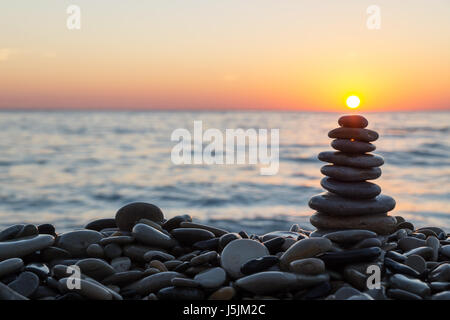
[0,108,449,113]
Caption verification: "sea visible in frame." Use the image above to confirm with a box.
[0,111,449,234]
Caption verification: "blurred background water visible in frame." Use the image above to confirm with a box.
[0,111,449,234]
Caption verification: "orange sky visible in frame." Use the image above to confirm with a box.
[1,1,449,111]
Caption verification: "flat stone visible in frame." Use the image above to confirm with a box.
[238,231,249,239]
[430,282,450,291]
[0,282,28,300]
[209,286,236,300]
[309,193,395,216]
[24,263,50,279]
[115,202,164,232]
[8,271,39,297]
[338,115,368,128]
[352,237,382,249]
[404,246,433,260]
[425,236,440,261]
[50,264,73,279]
[148,260,168,272]
[84,219,117,231]
[193,238,219,251]
[220,239,269,279]
[37,224,56,236]
[235,272,295,294]
[241,256,279,275]
[171,228,215,246]
[144,250,175,262]
[194,267,226,289]
[59,277,112,300]
[130,271,185,295]
[398,237,426,252]
[171,277,200,287]
[415,229,438,238]
[86,243,105,258]
[429,264,450,282]
[0,234,55,260]
[390,274,430,297]
[384,251,414,278]
[104,243,122,259]
[411,232,426,240]
[331,139,375,154]
[76,258,116,280]
[110,257,131,273]
[405,255,426,274]
[56,230,103,257]
[279,238,332,270]
[0,224,24,241]
[397,221,414,231]
[310,212,397,235]
[235,271,329,295]
[328,127,379,142]
[441,245,450,258]
[318,151,383,169]
[15,224,38,238]
[0,258,24,278]
[164,260,183,270]
[324,230,377,244]
[261,231,300,241]
[139,218,164,231]
[101,270,144,286]
[132,223,176,249]
[99,236,134,246]
[174,262,190,273]
[179,221,228,237]
[282,238,297,251]
[342,268,369,291]
[157,286,204,300]
[387,288,422,300]
[190,251,218,266]
[431,291,450,300]
[417,226,446,237]
[321,165,381,182]
[289,258,325,275]
[262,237,285,255]
[218,233,242,251]
[318,247,381,267]
[162,215,192,231]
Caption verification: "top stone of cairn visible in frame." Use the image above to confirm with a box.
[338,114,368,128]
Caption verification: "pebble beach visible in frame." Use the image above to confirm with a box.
[0,204,449,300]
[0,115,449,301]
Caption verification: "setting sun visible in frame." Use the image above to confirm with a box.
[346,95,360,109]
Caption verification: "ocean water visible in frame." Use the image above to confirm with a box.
[0,111,449,234]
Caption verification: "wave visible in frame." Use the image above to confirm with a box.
[386,126,449,134]
[280,156,318,163]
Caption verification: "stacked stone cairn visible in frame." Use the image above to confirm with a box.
[309,114,397,236]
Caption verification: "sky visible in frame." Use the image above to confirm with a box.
[0,0,449,112]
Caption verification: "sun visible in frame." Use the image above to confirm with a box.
[346,95,360,109]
